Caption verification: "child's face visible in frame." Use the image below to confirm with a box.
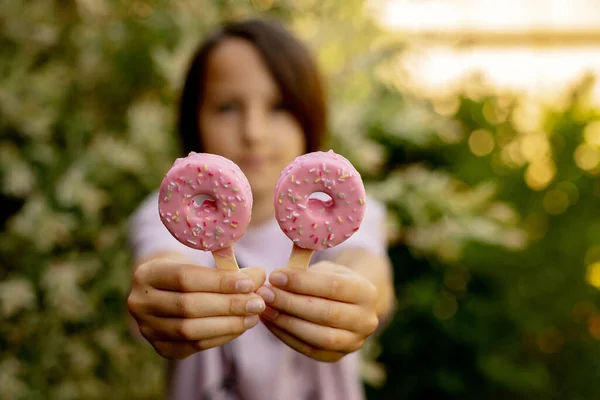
[199,38,306,200]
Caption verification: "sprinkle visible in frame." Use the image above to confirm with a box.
[328,233,334,241]
[309,168,316,173]
[337,216,342,223]
[328,226,332,232]
[314,178,321,183]
[230,203,236,210]
[291,175,295,182]
[322,238,327,245]
[187,239,197,245]
[312,223,317,229]
[233,188,239,192]
[348,216,354,222]
[278,199,283,204]
[304,178,309,183]
[298,230,303,236]
[236,195,242,202]
[315,237,319,245]
[353,227,360,231]
[297,204,306,209]
[345,233,352,238]
[359,199,364,205]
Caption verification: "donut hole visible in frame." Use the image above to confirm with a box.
[308,192,334,214]
[193,194,216,210]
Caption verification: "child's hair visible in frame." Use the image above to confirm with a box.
[178,18,327,155]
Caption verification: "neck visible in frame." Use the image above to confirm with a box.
[249,195,275,227]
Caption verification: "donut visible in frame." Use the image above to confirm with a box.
[158,152,252,252]
[273,150,366,252]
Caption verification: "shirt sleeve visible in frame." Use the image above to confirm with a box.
[128,191,200,262]
[315,194,388,262]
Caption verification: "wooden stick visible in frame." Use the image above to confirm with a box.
[287,244,314,270]
[212,246,240,270]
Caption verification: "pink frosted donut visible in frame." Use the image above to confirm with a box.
[158,152,252,251]
[274,150,366,251]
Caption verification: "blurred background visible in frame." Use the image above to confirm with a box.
[1,0,600,399]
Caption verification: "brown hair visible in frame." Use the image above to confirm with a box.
[178,18,327,155]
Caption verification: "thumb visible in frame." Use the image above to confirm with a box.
[240,266,267,291]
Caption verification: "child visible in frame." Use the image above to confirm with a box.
[127,18,394,400]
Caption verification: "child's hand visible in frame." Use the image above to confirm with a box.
[257,261,379,362]
[128,256,266,359]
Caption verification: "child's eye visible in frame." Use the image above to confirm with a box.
[216,103,237,113]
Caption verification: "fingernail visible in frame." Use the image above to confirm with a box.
[269,272,288,287]
[246,298,265,313]
[244,315,259,329]
[262,306,279,321]
[235,279,254,293]
[257,286,275,304]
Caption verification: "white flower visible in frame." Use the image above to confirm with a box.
[8,196,76,251]
[0,278,36,318]
[41,263,93,322]
[0,144,36,197]
[127,99,173,152]
[0,358,27,399]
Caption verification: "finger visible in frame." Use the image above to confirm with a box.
[260,307,363,354]
[260,318,345,363]
[141,314,260,341]
[145,291,265,318]
[153,334,240,359]
[268,267,377,305]
[240,266,267,291]
[257,285,378,334]
[141,259,258,293]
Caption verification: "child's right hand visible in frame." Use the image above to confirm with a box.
[127,255,266,359]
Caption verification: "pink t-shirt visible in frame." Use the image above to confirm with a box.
[129,191,388,400]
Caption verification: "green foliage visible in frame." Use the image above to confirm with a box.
[2,1,600,399]
[365,78,600,399]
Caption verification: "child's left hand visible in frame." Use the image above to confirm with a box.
[256,261,380,362]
